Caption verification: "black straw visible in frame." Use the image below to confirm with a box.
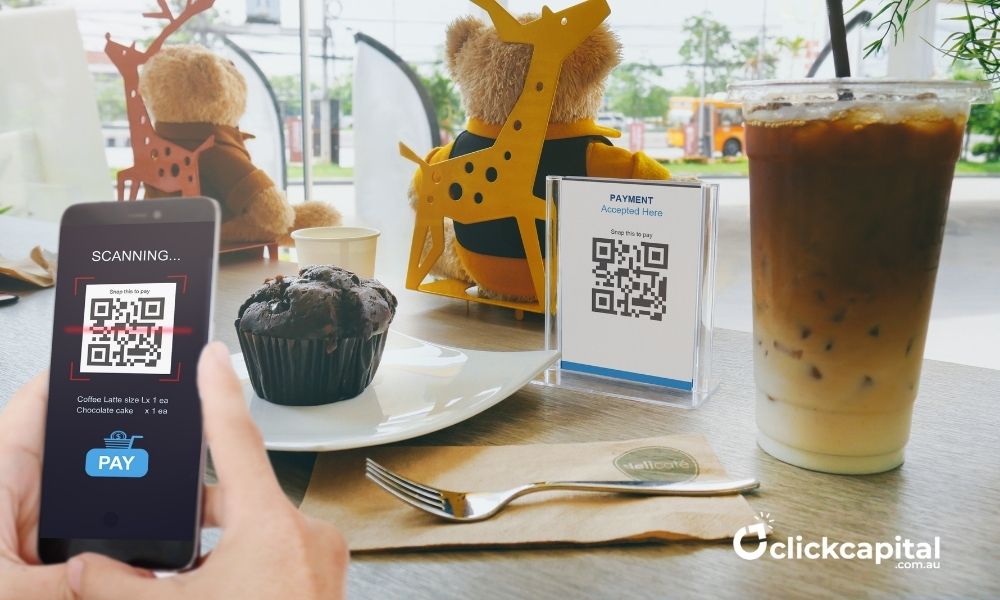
[826,0,851,78]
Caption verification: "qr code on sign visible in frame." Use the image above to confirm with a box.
[80,283,177,374]
[591,238,668,321]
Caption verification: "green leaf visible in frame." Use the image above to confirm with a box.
[846,0,868,13]
[865,0,1000,85]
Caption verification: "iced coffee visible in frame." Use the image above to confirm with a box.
[731,80,988,474]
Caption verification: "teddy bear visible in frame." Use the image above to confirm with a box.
[409,12,670,301]
[139,44,341,243]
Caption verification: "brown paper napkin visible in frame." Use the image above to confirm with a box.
[0,246,57,287]
[300,435,755,551]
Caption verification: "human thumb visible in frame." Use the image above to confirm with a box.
[67,553,157,599]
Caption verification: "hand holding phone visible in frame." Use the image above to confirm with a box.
[39,198,220,568]
[65,342,349,599]
[0,344,348,599]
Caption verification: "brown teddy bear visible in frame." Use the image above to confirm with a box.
[410,13,670,301]
[140,44,341,243]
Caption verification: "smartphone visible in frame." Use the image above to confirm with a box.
[38,197,219,569]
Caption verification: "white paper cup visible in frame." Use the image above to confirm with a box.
[291,226,380,278]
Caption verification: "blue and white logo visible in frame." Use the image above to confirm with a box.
[85,430,148,478]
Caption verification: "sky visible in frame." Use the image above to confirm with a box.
[61,0,972,90]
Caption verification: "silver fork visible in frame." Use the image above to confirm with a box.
[365,458,760,522]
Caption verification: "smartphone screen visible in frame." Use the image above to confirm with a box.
[38,198,218,569]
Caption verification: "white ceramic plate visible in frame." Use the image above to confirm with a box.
[232,331,558,451]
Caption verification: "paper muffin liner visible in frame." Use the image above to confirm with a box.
[235,321,389,406]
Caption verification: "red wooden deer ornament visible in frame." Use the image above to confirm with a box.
[106,0,216,201]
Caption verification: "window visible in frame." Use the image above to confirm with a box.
[718,108,742,127]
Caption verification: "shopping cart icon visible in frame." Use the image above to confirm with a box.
[103,430,144,450]
[87,430,148,478]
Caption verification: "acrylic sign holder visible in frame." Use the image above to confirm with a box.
[541,176,719,409]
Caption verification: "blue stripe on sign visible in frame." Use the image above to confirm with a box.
[560,361,694,392]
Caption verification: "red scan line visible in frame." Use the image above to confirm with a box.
[64,325,193,335]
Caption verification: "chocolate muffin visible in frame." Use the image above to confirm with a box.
[235,265,397,405]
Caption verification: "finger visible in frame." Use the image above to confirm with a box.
[0,563,74,600]
[201,484,223,529]
[67,554,158,600]
[309,516,351,566]
[0,372,48,454]
[197,342,282,512]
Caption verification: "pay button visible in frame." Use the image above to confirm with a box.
[85,430,148,478]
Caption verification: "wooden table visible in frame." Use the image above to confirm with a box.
[1,215,998,599]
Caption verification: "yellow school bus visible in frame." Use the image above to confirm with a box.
[667,97,745,157]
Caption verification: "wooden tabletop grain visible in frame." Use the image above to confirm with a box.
[1,215,998,599]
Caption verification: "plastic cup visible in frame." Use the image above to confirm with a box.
[291,226,380,278]
[729,79,990,474]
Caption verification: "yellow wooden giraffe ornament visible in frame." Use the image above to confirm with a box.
[400,0,611,315]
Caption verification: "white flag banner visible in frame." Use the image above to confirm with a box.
[353,33,440,278]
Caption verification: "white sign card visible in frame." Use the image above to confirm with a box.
[551,177,716,401]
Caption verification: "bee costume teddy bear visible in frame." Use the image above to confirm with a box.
[408,0,670,303]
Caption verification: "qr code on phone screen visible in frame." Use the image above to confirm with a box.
[80,283,177,374]
[591,238,668,321]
